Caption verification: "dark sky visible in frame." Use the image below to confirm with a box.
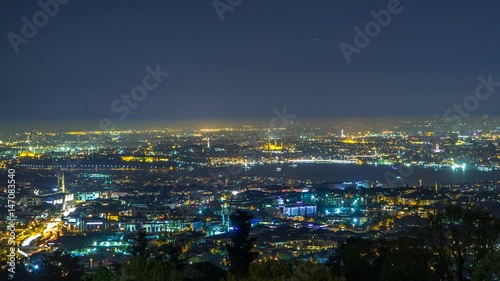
[1,0,500,122]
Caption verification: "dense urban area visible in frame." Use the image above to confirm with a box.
[1,117,500,281]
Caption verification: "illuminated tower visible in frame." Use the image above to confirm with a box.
[221,203,230,232]
[419,178,423,187]
[434,180,438,193]
[207,137,210,149]
[341,129,345,138]
[61,172,65,193]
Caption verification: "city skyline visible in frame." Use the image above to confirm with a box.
[2,1,500,280]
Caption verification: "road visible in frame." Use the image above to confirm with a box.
[19,207,76,255]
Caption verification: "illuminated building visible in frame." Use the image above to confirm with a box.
[77,191,101,201]
[18,151,39,158]
[341,138,358,144]
[260,139,285,151]
[434,144,442,153]
[121,156,169,162]
[281,204,317,217]
[116,220,202,233]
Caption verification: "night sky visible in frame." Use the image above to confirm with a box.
[1,0,500,121]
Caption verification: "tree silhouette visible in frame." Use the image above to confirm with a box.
[121,257,184,281]
[226,210,258,278]
[247,260,294,281]
[155,233,189,270]
[290,262,344,281]
[34,250,83,281]
[427,206,500,281]
[0,260,32,281]
[329,237,387,281]
[472,250,500,281]
[379,237,434,281]
[131,228,149,257]
[83,265,118,281]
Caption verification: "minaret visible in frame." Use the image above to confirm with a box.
[61,172,65,193]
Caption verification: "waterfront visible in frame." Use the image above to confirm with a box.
[198,164,500,187]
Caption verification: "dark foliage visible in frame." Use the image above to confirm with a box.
[226,210,259,278]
